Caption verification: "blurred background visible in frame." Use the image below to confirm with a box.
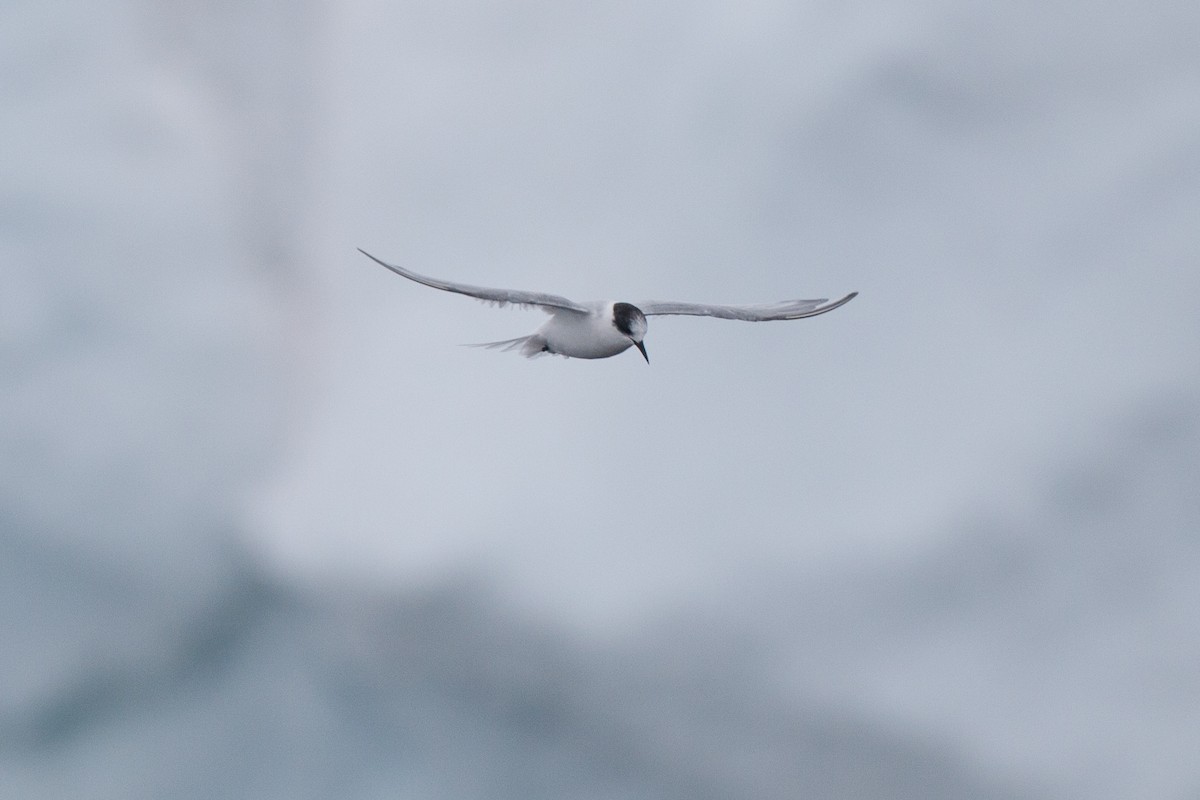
[3,0,1199,797]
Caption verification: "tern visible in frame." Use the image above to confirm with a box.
[358,248,856,363]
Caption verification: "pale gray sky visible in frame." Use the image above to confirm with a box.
[4,0,1199,796]
[254,0,1200,632]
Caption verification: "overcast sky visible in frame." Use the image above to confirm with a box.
[251,0,1200,632]
[4,0,1199,796]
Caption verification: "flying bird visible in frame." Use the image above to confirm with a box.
[358,248,856,363]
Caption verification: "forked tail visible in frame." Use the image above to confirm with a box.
[463,334,551,358]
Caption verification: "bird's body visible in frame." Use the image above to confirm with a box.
[358,249,855,363]
[541,302,638,359]
[476,301,647,360]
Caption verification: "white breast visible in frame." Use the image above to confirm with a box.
[537,304,633,360]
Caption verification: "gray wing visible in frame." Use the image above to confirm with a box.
[358,249,589,313]
[639,292,857,321]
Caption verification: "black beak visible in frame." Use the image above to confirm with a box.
[633,340,649,364]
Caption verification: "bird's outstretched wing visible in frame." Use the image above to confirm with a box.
[638,292,857,321]
[358,249,589,313]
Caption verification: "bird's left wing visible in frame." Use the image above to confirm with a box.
[638,292,858,321]
[358,249,589,313]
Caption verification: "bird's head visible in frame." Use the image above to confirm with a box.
[612,302,649,363]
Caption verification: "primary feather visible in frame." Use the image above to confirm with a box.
[357,249,587,313]
[637,293,858,321]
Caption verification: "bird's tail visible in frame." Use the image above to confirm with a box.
[462,334,551,358]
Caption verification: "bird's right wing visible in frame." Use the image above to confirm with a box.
[358,249,589,313]
[638,292,858,321]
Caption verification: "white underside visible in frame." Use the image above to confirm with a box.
[536,306,636,359]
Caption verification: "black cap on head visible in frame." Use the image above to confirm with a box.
[612,303,649,363]
[612,303,645,336]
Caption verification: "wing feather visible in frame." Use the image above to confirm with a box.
[358,249,588,313]
[638,292,857,321]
